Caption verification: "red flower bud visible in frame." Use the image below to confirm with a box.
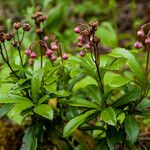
[62,53,68,60]
[85,42,91,50]
[134,41,142,49]
[137,30,144,37]
[145,37,150,44]
[46,49,53,57]
[13,22,21,30]
[25,48,31,56]
[80,51,85,57]
[51,42,58,51]
[30,51,37,58]
[77,42,83,47]
[77,36,83,41]
[50,54,57,62]
[74,27,80,34]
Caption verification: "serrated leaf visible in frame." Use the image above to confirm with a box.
[0,103,14,118]
[33,104,53,120]
[20,126,37,150]
[104,71,130,87]
[63,110,98,137]
[31,69,44,104]
[125,116,139,144]
[0,94,32,104]
[112,86,141,107]
[68,97,100,109]
[109,48,144,82]
[84,85,102,105]
[136,98,150,111]
[101,107,117,126]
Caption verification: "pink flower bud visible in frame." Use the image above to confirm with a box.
[51,42,58,51]
[85,42,91,50]
[44,35,49,41]
[30,51,37,58]
[134,41,142,49]
[77,36,83,41]
[145,38,150,44]
[74,27,80,34]
[77,42,83,48]
[62,53,68,60]
[137,30,144,37]
[80,51,85,57]
[46,49,53,56]
[25,48,31,56]
[50,54,57,62]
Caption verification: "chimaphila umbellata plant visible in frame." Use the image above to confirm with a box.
[0,12,150,149]
[62,21,150,149]
[0,11,72,149]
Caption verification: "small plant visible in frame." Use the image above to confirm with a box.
[62,21,150,149]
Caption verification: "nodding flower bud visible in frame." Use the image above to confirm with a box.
[25,48,31,56]
[85,42,91,50]
[44,35,49,42]
[36,28,44,34]
[0,33,5,42]
[4,33,12,41]
[39,15,47,22]
[22,23,31,32]
[13,22,21,30]
[134,41,142,49]
[30,51,37,58]
[62,53,68,60]
[77,36,83,42]
[74,27,80,34]
[89,21,98,28]
[80,51,85,57]
[46,49,53,57]
[145,37,150,44]
[77,42,83,48]
[137,29,145,37]
[50,54,57,62]
[51,42,58,51]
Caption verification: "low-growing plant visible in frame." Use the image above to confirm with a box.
[62,21,150,149]
[0,11,150,150]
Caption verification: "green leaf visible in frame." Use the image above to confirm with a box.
[68,97,100,109]
[63,110,99,137]
[0,103,14,118]
[84,85,102,105]
[31,69,44,104]
[33,104,53,120]
[109,48,144,82]
[20,126,37,150]
[101,107,117,126]
[104,71,130,87]
[112,86,141,107]
[136,98,150,111]
[0,94,32,104]
[125,116,139,144]
[38,95,50,105]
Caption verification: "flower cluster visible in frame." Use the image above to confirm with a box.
[74,21,100,59]
[25,40,68,65]
[31,12,47,35]
[134,23,150,49]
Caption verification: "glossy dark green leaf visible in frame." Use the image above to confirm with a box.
[68,97,100,109]
[125,116,139,144]
[0,103,14,118]
[33,104,53,120]
[31,69,44,104]
[63,110,99,137]
[101,107,117,126]
[136,98,150,111]
[112,86,141,107]
[20,126,37,150]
